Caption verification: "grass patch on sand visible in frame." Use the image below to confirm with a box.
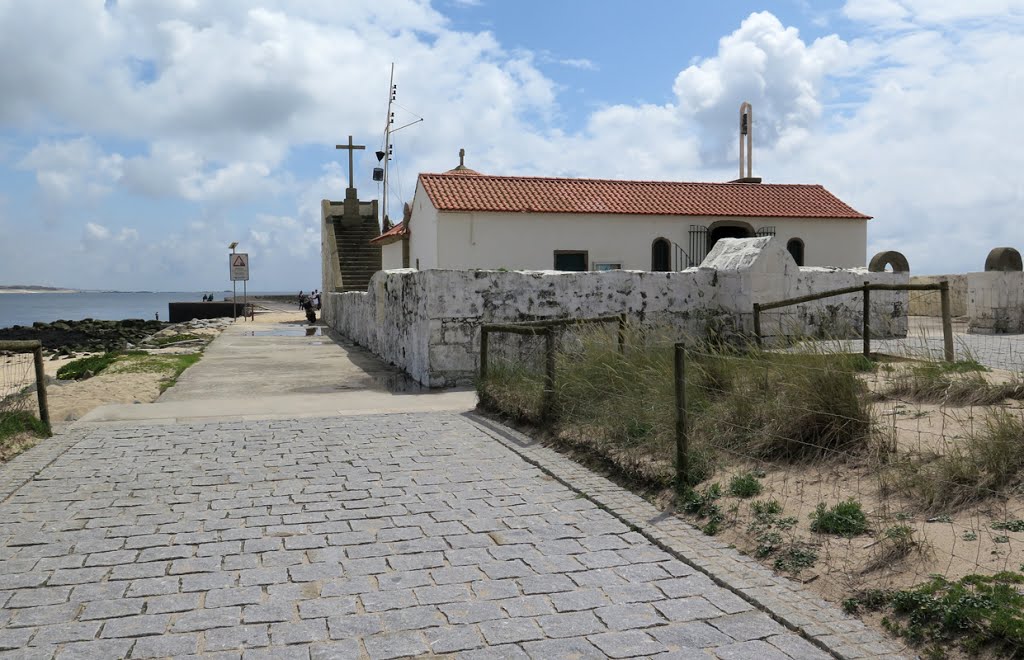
[56,353,120,380]
[107,352,202,392]
[0,411,49,462]
[880,360,1024,406]
[477,325,878,491]
[885,408,1024,513]
[150,333,202,346]
[56,350,201,393]
[844,571,1024,659]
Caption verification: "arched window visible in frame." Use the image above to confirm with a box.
[787,238,805,267]
[651,238,671,271]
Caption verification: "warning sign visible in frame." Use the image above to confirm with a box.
[230,253,249,281]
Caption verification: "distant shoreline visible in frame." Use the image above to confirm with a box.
[0,288,78,294]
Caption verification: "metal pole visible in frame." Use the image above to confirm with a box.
[479,327,489,381]
[243,279,247,322]
[32,344,50,434]
[940,280,955,362]
[863,281,871,358]
[753,303,762,348]
[232,246,237,321]
[617,313,626,355]
[542,328,556,422]
[674,343,688,496]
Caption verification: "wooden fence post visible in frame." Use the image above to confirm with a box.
[674,343,688,497]
[542,327,556,422]
[862,281,871,358]
[32,344,50,433]
[753,303,762,348]
[940,280,955,363]
[617,313,626,355]
[479,327,489,381]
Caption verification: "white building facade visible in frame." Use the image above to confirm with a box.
[374,169,870,272]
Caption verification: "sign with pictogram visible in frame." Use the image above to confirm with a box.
[230,253,249,281]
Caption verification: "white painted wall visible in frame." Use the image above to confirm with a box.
[409,180,439,270]
[429,211,866,270]
[381,242,404,270]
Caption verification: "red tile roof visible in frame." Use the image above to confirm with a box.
[418,173,871,219]
[369,222,408,245]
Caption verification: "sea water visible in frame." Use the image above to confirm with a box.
[0,292,293,329]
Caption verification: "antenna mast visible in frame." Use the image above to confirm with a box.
[382,64,396,228]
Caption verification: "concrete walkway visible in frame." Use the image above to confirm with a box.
[80,323,475,424]
[0,321,907,658]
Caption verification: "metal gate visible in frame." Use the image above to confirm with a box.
[688,225,708,267]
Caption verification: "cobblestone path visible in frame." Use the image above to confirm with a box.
[0,413,845,659]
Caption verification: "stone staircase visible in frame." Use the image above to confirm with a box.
[335,218,382,292]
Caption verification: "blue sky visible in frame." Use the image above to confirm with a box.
[0,0,1021,291]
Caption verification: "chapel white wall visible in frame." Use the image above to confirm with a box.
[409,180,439,270]
[433,212,867,270]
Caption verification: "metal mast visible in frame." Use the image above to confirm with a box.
[382,64,396,228]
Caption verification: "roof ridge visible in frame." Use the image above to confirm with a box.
[418,172,828,188]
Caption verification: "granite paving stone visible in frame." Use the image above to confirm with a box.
[0,413,906,659]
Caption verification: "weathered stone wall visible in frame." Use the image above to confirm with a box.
[323,238,909,387]
[909,275,968,317]
[967,271,1024,334]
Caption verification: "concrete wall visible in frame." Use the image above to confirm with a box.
[909,275,968,317]
[967,271,1024,334]
[320,201,343,294]
[324,238,908,387]
[428,211,867,270]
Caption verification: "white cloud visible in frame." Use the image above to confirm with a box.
[1,2,1022,289]
[17,138,123,205]
[672,12,848,164]
[559,58,597,71]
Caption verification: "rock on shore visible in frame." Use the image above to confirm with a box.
[0,318,167,354]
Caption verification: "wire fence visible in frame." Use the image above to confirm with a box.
[478,318,1024,656]
[0,340,50,438]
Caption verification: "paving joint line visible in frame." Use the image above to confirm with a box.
[463,410,910,660]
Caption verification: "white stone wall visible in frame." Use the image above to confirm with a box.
[967,271,1024,333]
[909,275,968,317]
[323,238,908,387]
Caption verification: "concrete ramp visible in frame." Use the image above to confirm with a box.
[80,322,476,423]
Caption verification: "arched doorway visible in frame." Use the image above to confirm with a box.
[787,238,805,266]
[707,222,754,253]
[652,238,671,271]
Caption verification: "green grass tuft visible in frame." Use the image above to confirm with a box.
[56,353,120,380]
[810,499,869,537]
[849,572,1024,658]
[728,472,763,498]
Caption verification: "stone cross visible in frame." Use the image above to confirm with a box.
[335,135,365,191]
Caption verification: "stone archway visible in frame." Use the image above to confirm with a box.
[707,221,755,254]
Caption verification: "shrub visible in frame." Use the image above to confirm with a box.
[853,573,1024,658]
[728,472,762,498]
[810,499,869,537]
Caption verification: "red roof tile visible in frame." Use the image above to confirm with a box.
[418,173,871,219]
[369,222,408,245]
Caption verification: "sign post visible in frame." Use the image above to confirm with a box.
[230,252,249,320]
